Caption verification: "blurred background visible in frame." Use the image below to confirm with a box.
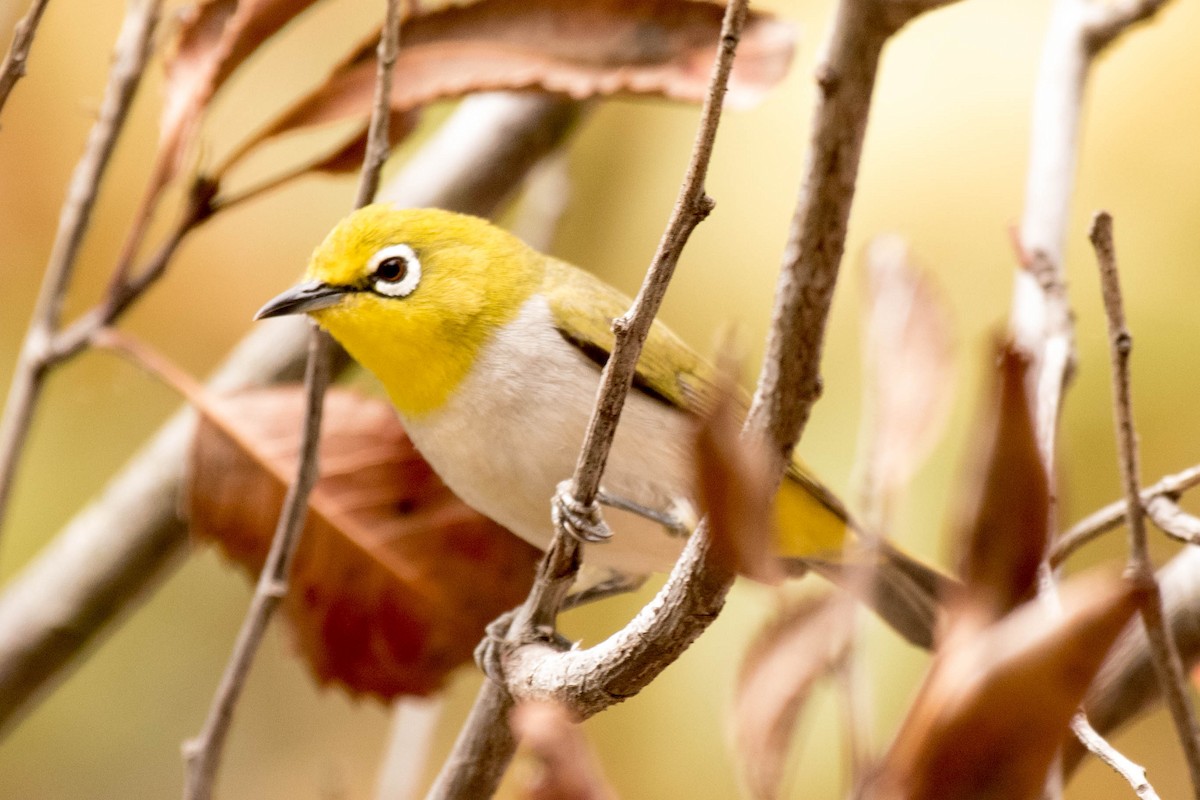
[1,0,1198,797]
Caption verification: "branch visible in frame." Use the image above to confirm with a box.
[0,0,161,542]
[181,6,403,796]
[1051,463,1200,565]
[1089,211,1200,797]
[0,91,582,739]
[427,0,964,796]
[0,0,50,116]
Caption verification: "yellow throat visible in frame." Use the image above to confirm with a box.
[303,205,543,417]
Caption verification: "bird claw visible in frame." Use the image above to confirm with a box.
[552,481,612,544]
[474,608,574,686]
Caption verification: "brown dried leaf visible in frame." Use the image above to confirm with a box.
[156,0,323,188]
[223,0,795,171]
[953,343,1048,618]
[305,109,421,174]
[860,236,955,501]
[511,701,618,800]
[694,343,782,585]
[871,573,1138,800]
[732,596,854,800]
[188,387,541,699]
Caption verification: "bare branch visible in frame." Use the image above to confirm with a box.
[0,91,581,739]
[0,0,51,116]
[1090,210,1200,797]
[182,5,402,796]
[0,0,161,542]
[1147,496,1200,545]
[1051,463,1200,566]
[1083,0,1176,52]
[375,698,444,800]
[1070,712,1160,799]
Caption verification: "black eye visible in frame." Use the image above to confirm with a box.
[375,256,407,283]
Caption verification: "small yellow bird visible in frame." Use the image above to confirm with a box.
[257,205,948,648]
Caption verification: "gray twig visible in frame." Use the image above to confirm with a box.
[0,0,161,543]
[1090,210,1200,798]
[1052,463,1200,566]
[180,4,402,798]
[0,0,51,116]
[1070,713,1160,800]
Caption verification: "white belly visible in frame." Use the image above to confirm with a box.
[399,295,694,575]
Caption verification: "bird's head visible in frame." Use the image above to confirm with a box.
[256,204,543,416]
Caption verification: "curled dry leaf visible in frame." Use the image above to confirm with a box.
[188,387,542,699]
[870,573,1138,800]
[157,0,323,190]
[952,343,1047,619]
[732,595,854,800]
[859,236,955,509]
[693,341,782,585]
[511,700,618,800]
[221,0,796,173]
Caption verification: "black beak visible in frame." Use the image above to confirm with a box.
[254,281,347,320]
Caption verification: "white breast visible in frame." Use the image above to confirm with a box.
[399,295,694,575]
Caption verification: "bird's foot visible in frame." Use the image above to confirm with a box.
[552,481,613,543]
[562,572,648,611]
[474,607,574,686]
[597,490,692,538]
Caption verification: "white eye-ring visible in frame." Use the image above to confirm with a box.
[368,243,421,298]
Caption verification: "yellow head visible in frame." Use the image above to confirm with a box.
[256,205,544,417]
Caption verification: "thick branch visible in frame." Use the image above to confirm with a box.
[0,0,51,116]
[0,92,581,739]
[1091,211,1200,796]
[0,0,161,541]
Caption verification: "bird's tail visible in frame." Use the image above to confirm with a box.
[776,464,953,650]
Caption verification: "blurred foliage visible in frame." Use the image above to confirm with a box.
[1,0,1199,797]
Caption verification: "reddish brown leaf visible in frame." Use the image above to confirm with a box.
[693,344,782,585]
[188,387,541,699]
[731,596,854,800]
[306,109,421,174]
[859,236,955,506]
[953,343,1048,618]
[871,573,1138,800]
[511,701,618,800]
[222,0,795,172]
[157,0,323,188]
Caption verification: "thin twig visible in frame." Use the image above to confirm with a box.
[181,5,401,797]
[0,0,161,544]
[0,92,580,741]
[1070,713,1160,800]
[1091,210,1200,798]
[428,1,963,796]
[0,0,51,117]
[1052,463,1200,565]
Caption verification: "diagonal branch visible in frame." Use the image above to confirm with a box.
[1090,211,1200,797]
[0,0,51,116]
[0,0,161,543]
[181,4,402,797]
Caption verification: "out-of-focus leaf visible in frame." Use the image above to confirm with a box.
[953,343,1047,618]
[511,701,618,800]
[188,387,541,699]
[859,236,955,505]
[305,108,421,174]
[870,573,1137,800]
[221,0,796,173]
[731,595,853,800]
[694,343,782,585]
[157,0,323,189]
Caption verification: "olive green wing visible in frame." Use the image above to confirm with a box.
[542,258,710,412]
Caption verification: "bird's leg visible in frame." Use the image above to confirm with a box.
[561,572,647,611]
[473,607,574,686]
[596,489,692,538]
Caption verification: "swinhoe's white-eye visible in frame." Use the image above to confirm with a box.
[256,205,949,648]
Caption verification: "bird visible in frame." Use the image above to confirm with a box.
[255,205,949,649]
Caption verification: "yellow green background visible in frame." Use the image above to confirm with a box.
[1,0,1198,797]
